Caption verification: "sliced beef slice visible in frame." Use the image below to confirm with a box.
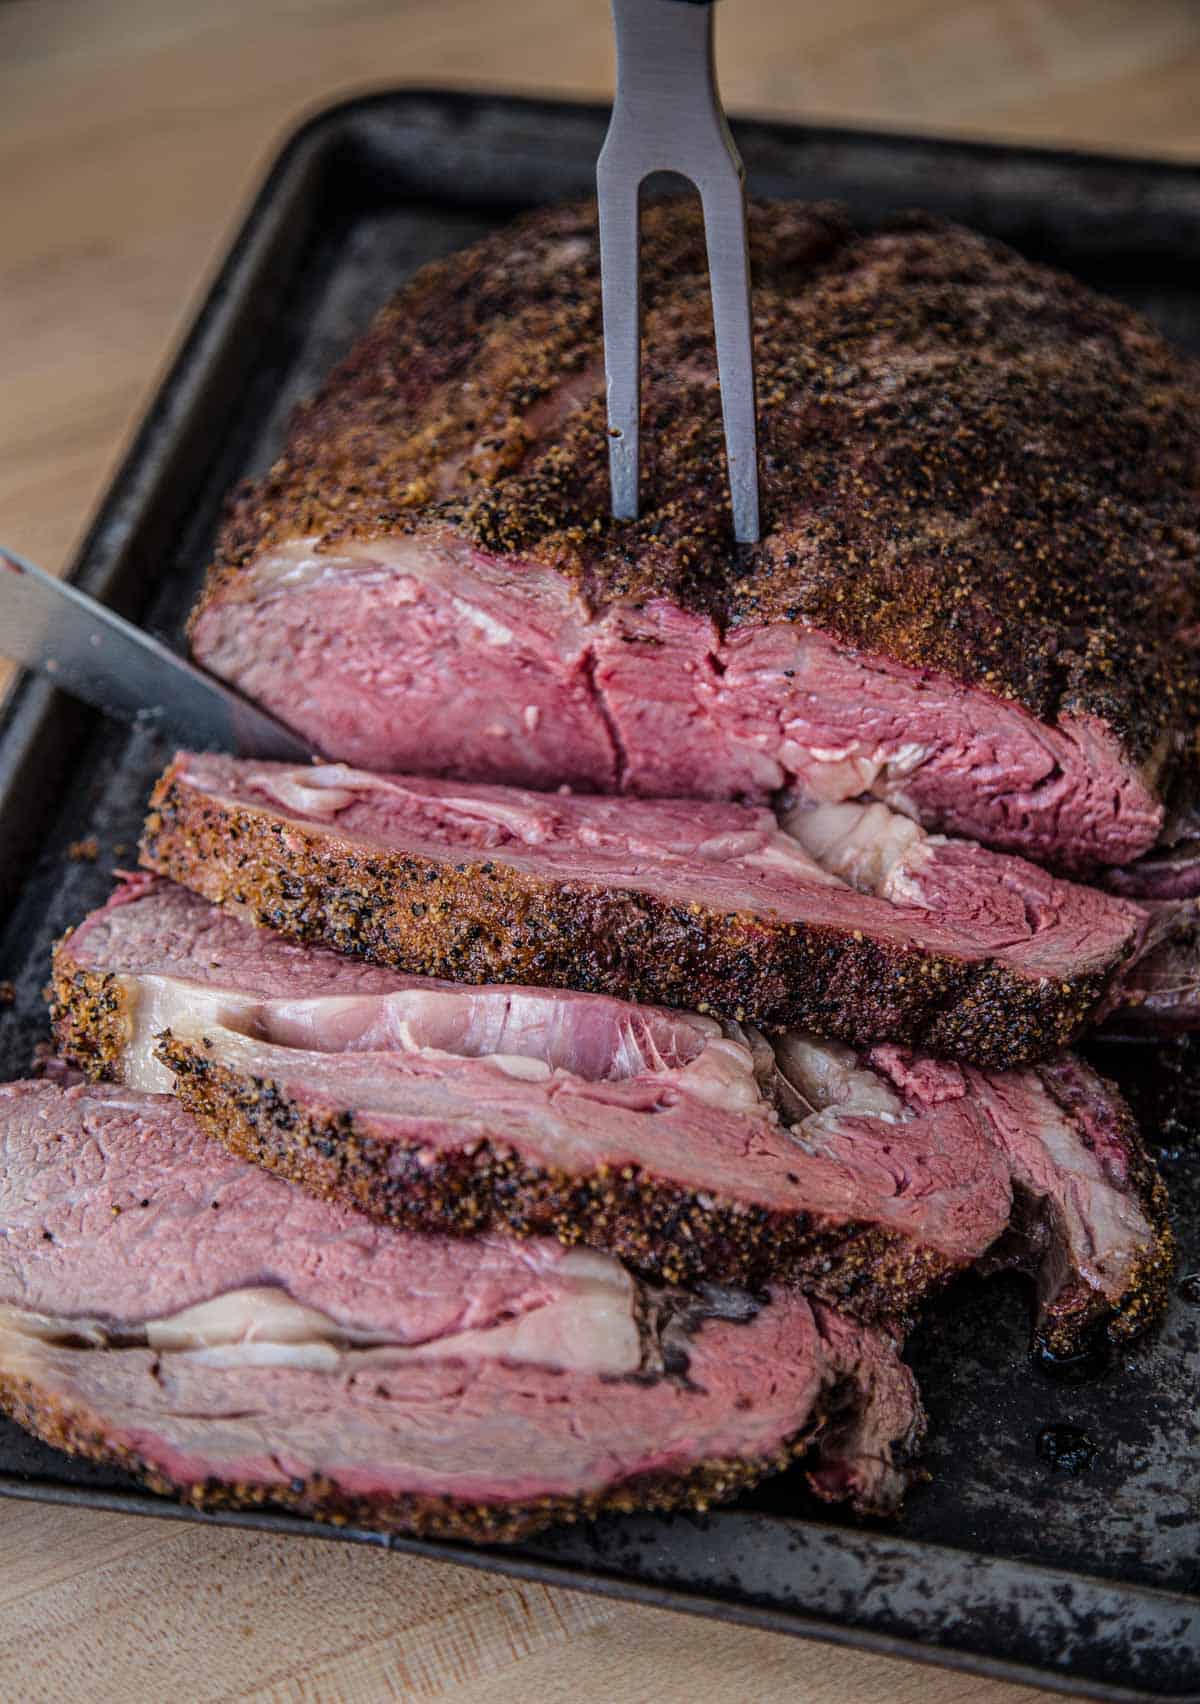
[0,1080,923,1535]
[138,752,1149,1069]
[190,199,1200,870]
[53,878,1174,1355]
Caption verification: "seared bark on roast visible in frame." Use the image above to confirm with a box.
[0,1081,923,1535]
[189,199,1200,873]
[53,878,1174,1356]
[137,752,1154,1069]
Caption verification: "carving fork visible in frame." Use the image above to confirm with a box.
[597,0,760,543]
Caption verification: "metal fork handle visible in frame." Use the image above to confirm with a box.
[597,0,760,543]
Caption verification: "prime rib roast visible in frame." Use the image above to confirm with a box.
[52,877,1173,1357]
[0,1080,922,1535]
[138,751,1171,1070]
[2,195,1192,1539]
[189,199,1200,880]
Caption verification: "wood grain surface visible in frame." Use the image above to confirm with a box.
[2,2,1197,1698]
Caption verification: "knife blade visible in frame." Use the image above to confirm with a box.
[0,546,314,761]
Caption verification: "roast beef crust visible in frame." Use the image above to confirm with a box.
[140,770,1118,1068]
[46,948,130,1082]
[0,1368,826,1542]
[200,198,1200,772]
[148,1031,961,1325]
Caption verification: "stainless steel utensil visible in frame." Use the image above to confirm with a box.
[597,0,759,542]
[0,545,313,760]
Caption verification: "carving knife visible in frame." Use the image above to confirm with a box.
[0,545,314,761]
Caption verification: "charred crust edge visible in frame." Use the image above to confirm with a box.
[0,1368,842,1542]
[47,943,129,1084]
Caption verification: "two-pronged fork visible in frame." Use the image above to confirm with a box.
[597,0,760,543]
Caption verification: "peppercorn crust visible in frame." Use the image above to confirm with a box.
[0,1368,843,1540]
[46,944,131,1083]
[149,1030,961,1327]
[196,198,1200,780]
[140,762,1122,1069]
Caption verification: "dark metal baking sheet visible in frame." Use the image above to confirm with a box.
[0,91,1198,1700]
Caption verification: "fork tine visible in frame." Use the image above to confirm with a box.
[700,172,760,545]
[596,167,642,522]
